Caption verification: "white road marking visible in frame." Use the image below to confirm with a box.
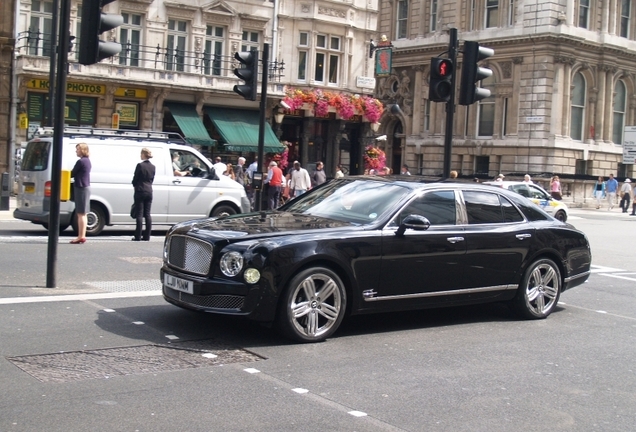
[102,309,116,313]
[348,411,368,417]
[590,265,626,273]
[244,368,260,374]
[0,290,161,305]
[292,388,309,394]
[599,273,636,283]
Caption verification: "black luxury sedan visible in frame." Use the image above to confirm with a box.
[161,177,591,343]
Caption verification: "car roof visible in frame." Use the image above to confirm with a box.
[341,176,524,195]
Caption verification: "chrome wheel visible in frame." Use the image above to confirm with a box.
[279,267,346,342]
[514,259,561,319]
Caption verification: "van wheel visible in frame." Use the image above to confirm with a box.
[211,205,236,218]
[72,204,106,236]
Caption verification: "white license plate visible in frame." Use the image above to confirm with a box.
[164,274,194,294]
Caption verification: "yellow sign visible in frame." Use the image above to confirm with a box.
[19,113,28,129]
[114,88,148,99]
[112,113,120,129]
[27,79,106,95]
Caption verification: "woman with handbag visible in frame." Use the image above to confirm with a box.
[131,148,155,241]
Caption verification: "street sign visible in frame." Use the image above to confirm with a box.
[623,126,636,164]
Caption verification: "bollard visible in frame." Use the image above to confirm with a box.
[0,172,9,211]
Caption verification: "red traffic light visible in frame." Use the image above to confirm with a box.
[436,59,452,77]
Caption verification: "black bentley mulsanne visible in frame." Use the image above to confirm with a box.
[161,177,591,342]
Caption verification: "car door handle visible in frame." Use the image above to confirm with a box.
[516,233,532,240]
[172,179,181,184]
[447,237,465,243]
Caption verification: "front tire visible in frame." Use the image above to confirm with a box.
[513,258,561,319]
[554,210,567,222]
[277,267,346,343]
[211,204,237,218]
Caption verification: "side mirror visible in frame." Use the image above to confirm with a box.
[207,167,220,180]
[396,214,431,236]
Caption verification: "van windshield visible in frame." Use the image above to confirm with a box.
[22,141,51,171]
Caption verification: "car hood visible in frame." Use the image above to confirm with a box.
[171,211,357,242]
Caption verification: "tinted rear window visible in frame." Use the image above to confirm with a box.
[21,141,51,171]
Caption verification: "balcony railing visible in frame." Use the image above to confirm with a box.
[16,30,285,82]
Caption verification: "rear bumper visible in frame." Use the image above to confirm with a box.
[13,208,73,226]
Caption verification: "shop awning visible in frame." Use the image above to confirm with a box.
[165,103,217,146]
[205,107,285,153]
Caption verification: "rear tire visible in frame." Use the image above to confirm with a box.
[513,258,561,319]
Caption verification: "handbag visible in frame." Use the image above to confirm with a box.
[130,203,137,219]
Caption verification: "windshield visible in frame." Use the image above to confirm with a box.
[279,179,411,225]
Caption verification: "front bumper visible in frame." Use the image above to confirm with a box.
[160,266,276,322]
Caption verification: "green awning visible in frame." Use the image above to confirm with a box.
[165,103,217,146]
[205,107,285,153]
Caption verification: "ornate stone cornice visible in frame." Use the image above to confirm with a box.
[554,55,575,65]
[318,6,347,19]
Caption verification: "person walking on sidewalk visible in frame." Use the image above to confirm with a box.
[593,176,606,209]
[620,178,633,213]
[606,173,619,210]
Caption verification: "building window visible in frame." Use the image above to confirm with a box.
[241,31,260,52]
[570,72,586,141]
[74,5,82,61]
[620,0,631,38]
[508,0,515,25]
[29,0,53,57]
[578,0,590,29]
[315,35,341,85]
[575,159,588,175]
[478,76,495,137]
[396,0,408,39]
[119,13,142,67]
[298,32,308,81]
[166,19,187,72]
[475,156,490,175]
[424,100,431,131]
[613,80,626,145]
[204,25,224,76]
[486,0,499,28]
[469,0,476,31]
[502,97,508,136]
[430,0,438,32]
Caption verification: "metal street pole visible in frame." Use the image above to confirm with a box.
[255,43,269,211]
[46,0,59,126]
[443,28,458,179]
[46,0,71,288]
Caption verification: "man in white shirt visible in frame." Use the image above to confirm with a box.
[289,161,311,197]
[212,156,227,176]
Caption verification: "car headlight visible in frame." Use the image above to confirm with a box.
[220,251,244,277]
[244,268,261,284]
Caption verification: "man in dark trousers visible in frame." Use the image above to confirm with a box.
[132,147,156,241]
[265,161,283,210]
[312,161,326,187]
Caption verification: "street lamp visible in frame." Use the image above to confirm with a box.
[274,111,285,124]
[370,122,380,133]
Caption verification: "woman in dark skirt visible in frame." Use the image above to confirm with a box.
[70,143,91,244]
[131,147,155,241]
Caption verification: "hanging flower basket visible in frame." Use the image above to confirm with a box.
[283,88,384,123]
[363,145,386,171]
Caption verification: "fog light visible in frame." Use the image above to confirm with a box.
[220,252,244,277]
[244,268,260,284]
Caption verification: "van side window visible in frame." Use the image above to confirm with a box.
[178,151,209,178]
[22,141,51,171]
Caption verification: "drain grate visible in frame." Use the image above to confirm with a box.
[7,339,265,383]
[86,280,162,292]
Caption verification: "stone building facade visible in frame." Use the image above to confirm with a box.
[376,0,636,201]
[11,0,379,177]
[1,0,16,180]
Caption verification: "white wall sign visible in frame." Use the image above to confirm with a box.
[623,126,636,164]
[525,116,544,123]
[356,76,376,89]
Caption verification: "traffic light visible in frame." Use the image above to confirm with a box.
[233,49,258,101]
[79,0,123,65]
[458,41,494,106]
[428,58,454,102]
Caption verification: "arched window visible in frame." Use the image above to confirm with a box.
[570,72,586,141]
[478,75,496,137]
[613,80,627,145]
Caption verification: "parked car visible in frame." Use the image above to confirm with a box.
[483,180,569,222]
[161,177,591,343]
[14,127,250,235]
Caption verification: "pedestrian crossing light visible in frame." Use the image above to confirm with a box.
[233,49,259,101]
[428,58,454,103]
[79,0,123,65]
[459,41,494,106]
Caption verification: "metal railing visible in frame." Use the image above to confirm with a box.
[16,30,286,82]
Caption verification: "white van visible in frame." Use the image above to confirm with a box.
[14,128,250,235]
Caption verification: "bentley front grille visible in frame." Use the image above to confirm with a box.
[164,286,245,310]
[167,235,213,276]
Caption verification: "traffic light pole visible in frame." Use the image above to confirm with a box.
[255,43,269,211]
[443,28,458,180]
[46,0,71,288]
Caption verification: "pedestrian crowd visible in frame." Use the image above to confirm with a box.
[593,174,634,213]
